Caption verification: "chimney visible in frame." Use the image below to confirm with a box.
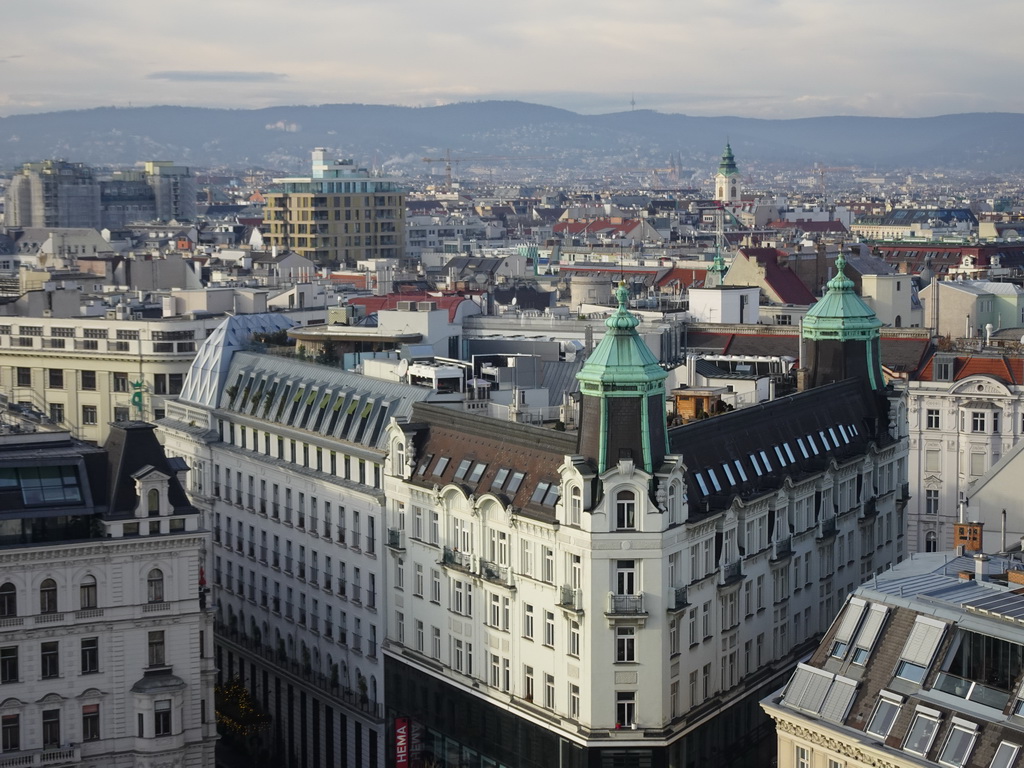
[974,553,990,582]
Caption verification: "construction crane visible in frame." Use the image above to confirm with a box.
[422,150,456,192]
[810,165,857,209]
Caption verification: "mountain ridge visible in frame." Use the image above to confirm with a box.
[0,100,1020,175]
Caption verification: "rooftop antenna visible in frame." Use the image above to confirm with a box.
[630,93,636,111]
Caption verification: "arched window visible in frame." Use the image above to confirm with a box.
[615,490,636,531]
[39,578,57,614]
[395,442,405,476]
[894,315,902,328]
[80,575,97,609]
[0,583,16,617]
[667,483,678,523]
[147,568,164,603]
[147,488,160,514]
[925,531,938,553]
[569,486,582,526]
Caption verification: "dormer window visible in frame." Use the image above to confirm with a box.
[148,489,160,515]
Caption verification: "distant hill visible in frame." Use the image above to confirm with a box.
[0,101,1021,175]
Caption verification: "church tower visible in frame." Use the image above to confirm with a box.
[714,142,742,204]
[576,281,669,474]
[802,252,885,391]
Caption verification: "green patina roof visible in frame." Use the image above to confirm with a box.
[577,282,667,390]
[717,142,739,177]
[802,253,883,341]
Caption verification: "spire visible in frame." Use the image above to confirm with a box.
[576,281,669,474]
[802,252,885,391]
[706,250,729,288]
[717,142,739,177]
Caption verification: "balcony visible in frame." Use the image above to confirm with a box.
[899,482,911,502]
[859,497,878,520]
[558,585,584,612]
[817,517,837,540]
[771,536,793,561]
[442,547,472,571]
[480,560,513,587]
[719,560,742,586]
[0,746,80,767]
[607,593,645,616]
[387,528,405,551]
[933,672,1010,711]
[667,586,688,612]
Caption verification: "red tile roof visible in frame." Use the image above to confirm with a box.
[918,354,1024,384]
[347,293,470,323]
[740,248,817,305]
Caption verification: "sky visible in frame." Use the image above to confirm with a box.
[3,0,1023,120]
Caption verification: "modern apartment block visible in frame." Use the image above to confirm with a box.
[262,149,405,267]
[380,267,908,767]
[763,542,1024,768]
[5,160,101,229]
[158,313,443,768]
[0,419,216,767]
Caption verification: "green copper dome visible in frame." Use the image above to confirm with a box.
[802,253,882,342]
[576,281,669,474]
[717,143,739,177]
[577,282,666,390]
[802,253,885,391]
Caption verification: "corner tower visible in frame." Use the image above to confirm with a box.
[802,252,885,391]
[576,281,669,473]
[715,142,742,204]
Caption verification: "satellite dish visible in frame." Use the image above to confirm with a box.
[511,296,518,306]
[397,359,409,377]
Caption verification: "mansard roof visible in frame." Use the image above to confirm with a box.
[668,379,892,516]
[219,352,435,451]
[404,402,576,524]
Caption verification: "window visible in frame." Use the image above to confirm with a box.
[616,626,635,662]
[926,489,939,515]
[39,579,57,614]
[615,691,635,727]
[926,409,940,429]
[80,370,97,391]
[0,583,16,617]
[544,611,555,647]
[904,710,940,756]
[1,714,18,751]
[78,404,97,426]
[938,720,978,768]
[49,403,65,424]
[866,693,901,738]
[82,704,100,741]
[41,641,59,679]
[148,630,165,666]
[41,710,60,748]
[616,490,636,530]
[15,368,30,387]
[990,741,1021,768]
[155,700,171,736]
[0,647,16,683]
[523,604,535,639]
[147,569,164,603]
[795,746,810,768]
[48,369,64,389]
[544,674,555,708]
[113,372,129,392]
[569,684,581,719]
[569,486,582,525]
[81,637,98,674]
[896,616,946,683]
[615,560,636,595]
[79,576,97,609]
[568,621,580,657]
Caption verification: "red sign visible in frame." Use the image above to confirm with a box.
[395,718,410,767]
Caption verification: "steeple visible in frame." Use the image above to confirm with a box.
[576,282,669,474]
[715,142,742,204]
[801,252,885,391]
[706,250,729,288]
[717,142,739,177]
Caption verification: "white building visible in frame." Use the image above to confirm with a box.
[158,313,446,768]
[907,349,1024,554]
[0,419,215,767]
[380,276,907,766]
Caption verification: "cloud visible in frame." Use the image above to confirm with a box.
[146,70,287,83]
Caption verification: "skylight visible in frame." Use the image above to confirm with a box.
[454,459,472,481]
[433,456,450,476]
[797,438,809,458]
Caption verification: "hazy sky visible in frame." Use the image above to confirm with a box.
[3,0,1022,119]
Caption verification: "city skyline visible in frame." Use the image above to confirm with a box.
[4,0,1024,119]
